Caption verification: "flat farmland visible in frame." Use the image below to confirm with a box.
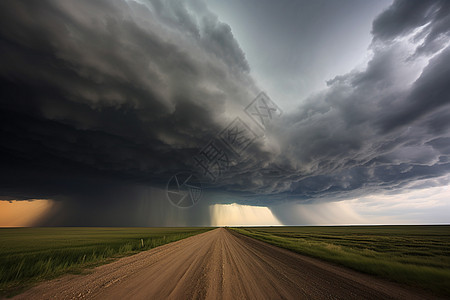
[9,228,439,300]
[0,227,212,296]
[232,225,450,296]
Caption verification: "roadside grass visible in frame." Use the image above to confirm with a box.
[231,225,450,297]
[0,227,213,296]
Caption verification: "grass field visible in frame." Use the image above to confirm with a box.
[0,227,212,296]
[232,225,450,296]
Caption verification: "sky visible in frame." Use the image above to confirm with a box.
[1,0,449,226]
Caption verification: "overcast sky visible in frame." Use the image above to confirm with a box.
[1,0,449,226]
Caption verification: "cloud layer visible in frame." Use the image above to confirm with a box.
[220,0,450,205]
[0,0,256,200]
[0,0,449,225]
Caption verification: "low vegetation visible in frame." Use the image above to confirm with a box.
[0,227,212,296]
[232,225,450,297]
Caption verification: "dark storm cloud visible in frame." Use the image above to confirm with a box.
[213,0,450,206]
[0,0,255,206]
[372,0,440,40]
[0,0,259,225]
[372,0,450,55]
[1,0,449,223]
[380,47,450,132]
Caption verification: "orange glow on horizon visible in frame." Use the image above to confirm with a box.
[0,199,55,227]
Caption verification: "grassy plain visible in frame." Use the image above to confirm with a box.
[0,227,212,296]
[232,225,450,296]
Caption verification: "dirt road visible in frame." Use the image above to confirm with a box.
[14,228,437,300]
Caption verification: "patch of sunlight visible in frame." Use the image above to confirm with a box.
[210,203,282,226]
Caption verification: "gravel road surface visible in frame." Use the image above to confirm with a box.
[13,228,439,300]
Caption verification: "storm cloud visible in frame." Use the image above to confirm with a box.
[0,0,449,225]
[0,0,255,198]
[215,0,450,205]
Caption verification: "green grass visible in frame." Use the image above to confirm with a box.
[0,227,213,296]
[231,225,450,297]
